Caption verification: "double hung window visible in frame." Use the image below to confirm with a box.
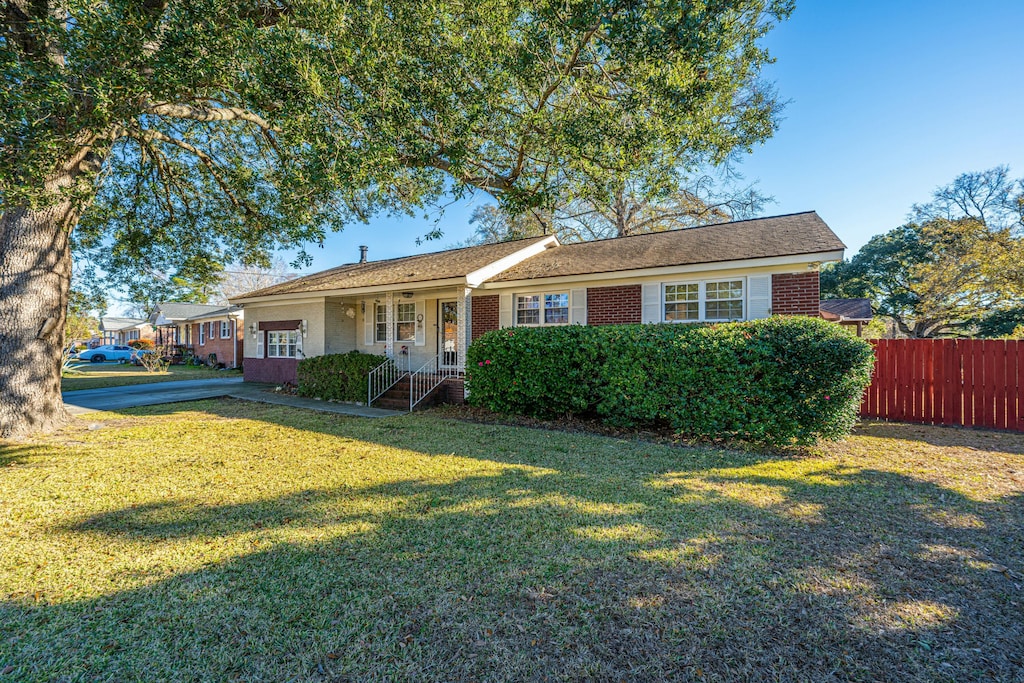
[516,293,569,326]
[267,330,298,357]
[395,303,416,342]
[663,279,744,322]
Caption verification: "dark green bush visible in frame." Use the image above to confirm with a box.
[466,317,875,446]
[297,351,387,402]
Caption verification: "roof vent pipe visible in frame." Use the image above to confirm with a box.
[359,245,368,263]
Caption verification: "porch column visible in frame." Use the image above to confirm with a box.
[456,287,472,371]
[385,291,395,359]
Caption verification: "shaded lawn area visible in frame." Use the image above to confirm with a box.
[1,403,1022,682]
[61,363,241,391]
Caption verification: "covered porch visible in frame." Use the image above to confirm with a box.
[326,286,473,409]
[325,285,474,375]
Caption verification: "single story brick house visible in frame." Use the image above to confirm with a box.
[230,212,846,400]
[97,317,153,345]
[149,303,245,368]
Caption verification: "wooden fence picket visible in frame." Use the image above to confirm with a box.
[859,338,1024,432]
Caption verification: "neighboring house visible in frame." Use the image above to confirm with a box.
[230,212,846,399]
[98,317,153,345]
[149,303,245,368]
[820,298,873,336]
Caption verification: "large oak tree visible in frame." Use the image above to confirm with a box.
[1,0,791,438]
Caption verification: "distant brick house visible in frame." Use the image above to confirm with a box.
[98,317,153,345]
[229,212,846,399]
[149,303,244,368]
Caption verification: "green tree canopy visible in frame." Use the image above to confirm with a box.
[822,166,1024,338]
[1,0,792,438]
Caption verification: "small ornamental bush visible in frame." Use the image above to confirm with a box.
[128,339,155,350]
[466,317,875,446]
[297,351,388,402]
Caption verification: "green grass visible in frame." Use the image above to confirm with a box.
[1,403,1022,681]
[61,363,241,392]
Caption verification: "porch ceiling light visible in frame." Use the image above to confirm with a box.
[402,291,414,299]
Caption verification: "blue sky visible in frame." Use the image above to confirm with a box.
[283,1,1024,272]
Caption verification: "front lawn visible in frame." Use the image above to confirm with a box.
[61,363,241,392]
[2,403,1022,681]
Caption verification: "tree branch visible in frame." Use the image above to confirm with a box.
[144,103,282,133]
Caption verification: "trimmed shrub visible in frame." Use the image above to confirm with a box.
[466,317,875,445]
[128,339,155,350]
[297,351,388,402]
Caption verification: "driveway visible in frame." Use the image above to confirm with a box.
[63,377,402,418]
[63,377,248,415]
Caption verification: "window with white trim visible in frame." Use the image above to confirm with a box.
[663,279,744,322]
[374,304,387,343]
[267,330,298,358]
[395,302,416,342]
[199,323,206,345]
[221,321,230,338]
[516,292,569,326]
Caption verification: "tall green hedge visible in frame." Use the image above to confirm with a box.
[465,317,875,445]
[297,351,387,402]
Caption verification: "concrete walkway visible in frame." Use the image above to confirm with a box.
[63,377,403,418]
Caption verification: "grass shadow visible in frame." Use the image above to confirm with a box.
[3,398,1021,680]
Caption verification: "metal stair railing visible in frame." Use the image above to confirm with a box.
[408,354,461,411]
[367,355,407,406]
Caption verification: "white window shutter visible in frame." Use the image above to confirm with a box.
[747,275,771,319]
[295,326,304,357]
[570,288,587,325]
[499,293,513,328]
[414,299,426,346]
[256,331,264,358]
[199,324,205,345]
[642,283,662,323]
[363,304,374,345]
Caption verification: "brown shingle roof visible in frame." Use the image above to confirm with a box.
[489,212,845,282]
[235,236,553,299]
[820,298,873,321]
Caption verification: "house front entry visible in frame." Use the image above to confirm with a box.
[439,300,458,368]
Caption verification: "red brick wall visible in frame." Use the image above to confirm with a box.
[586,285,642,325]
[244,357,299,384]
[772,272,820,316]
[190,320,244,367]
[471,294,500,341]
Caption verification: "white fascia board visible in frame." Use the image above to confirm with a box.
[232,296,328,308]
[476,250,845,290]
[465,236,560,287]
[231,277,471,305]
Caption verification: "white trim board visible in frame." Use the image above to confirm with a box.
[475,251,843,290]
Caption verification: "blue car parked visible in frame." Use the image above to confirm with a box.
[77,345,147,363]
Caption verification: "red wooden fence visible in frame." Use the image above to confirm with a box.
[860,339,1024,431]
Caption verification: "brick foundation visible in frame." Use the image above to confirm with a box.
[586,285,642,325]
[471,294,500,341]
[243,357,300,384]
[442,377,466,404]
[772,272,820,316]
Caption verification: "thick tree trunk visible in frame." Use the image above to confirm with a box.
[0,203,74,440]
